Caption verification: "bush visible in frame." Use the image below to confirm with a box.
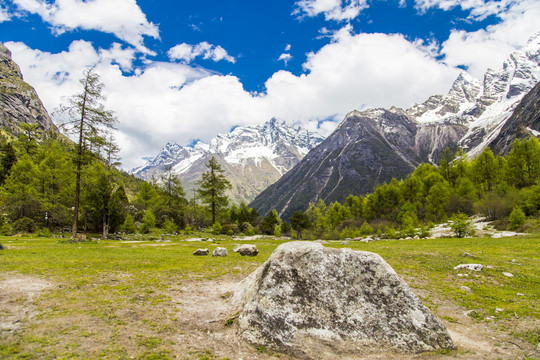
[0,223,13,236]
[140,210,156,234]
[36,228,51,238]
[122,214,137,234]
[509,206,526,230]
[183,225,193,235]
[274,224,281,238]
[12,217,36,233]
[212,222,223,235]
[161,218,178,234]
[359,221,374,235]
[385,226,398,239]
[450,213,476,238]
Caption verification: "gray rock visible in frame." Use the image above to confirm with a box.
[193,248,209,256]
[460,286,472,293]
[341,240,350,245]
[233,244,258,256]
[314,240,329,244]
[212,247,228,257]
[502,272,514,277]
[454,264,483,271]
[461,252,476,258]
[232,242,455,359]
[0,243,4,250]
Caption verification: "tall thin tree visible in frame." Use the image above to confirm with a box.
[57,68,117,240]
[196,156,231,224]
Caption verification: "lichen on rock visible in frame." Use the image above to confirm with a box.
[232,241,455,359]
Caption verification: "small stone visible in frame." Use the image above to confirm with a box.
[485,265,495,269]
[0,243,4,250]
[502,272,514,277]
[461,252,476,258]
[457,273,469,277]
[454,264,483,271]
[212,247,228,257]
[460,286,472,293]
[517,293,525,296]
[341,240,350,245]
[495,308,504,313]
[193,248,209,256]
[315,240,329,244]
[233,244,259,256]
[464,310,476,317]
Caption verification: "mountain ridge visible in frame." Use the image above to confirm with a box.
[251,34,540,219]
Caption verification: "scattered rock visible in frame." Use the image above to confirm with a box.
[460,286,472,293]
[461,252,476,258]
[0,243,3,250]
[454,264,483,271]
[314,240,329,244]
[232,241,456,358]
[502,272,514,277]
[341,240,350,245]
[464,310,477,317]
[485,265,495,269]
[495,308,504,313]
[457,273,469,277]
[193,249,209,256]
[212,247,228,257]
[233,244,259,257]
[517,293,525,296]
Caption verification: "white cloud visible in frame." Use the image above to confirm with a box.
[4,31,467,171]
[0,6,10,22]
[168,42,236,64]
[293,0,368,21]
[285,44,292,51]
[278,53,292,65]
[413,0,515,20]
[12,0,159,53]
[439,0,540,77]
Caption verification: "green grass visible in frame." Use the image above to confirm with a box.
[0,234,538,359]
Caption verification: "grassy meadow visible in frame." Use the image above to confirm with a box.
[0,234,539,359]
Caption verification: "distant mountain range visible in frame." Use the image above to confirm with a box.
[130,119,324,204]
[251,34,540,219]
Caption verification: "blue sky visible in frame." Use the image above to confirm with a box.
[0,0,539,169]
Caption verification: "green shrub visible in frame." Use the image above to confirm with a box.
[359,221,374,235]
[36,228,51,238]
[161,219,178,234]
[183,225,193,235]
[0,223,13,236]
[450,213,476,238]
[212,222,223,235]
[12,217,36,233]
[509,206,526,230]
[140,211,156,234]
[274,224,281,238]
[122,214,137,234]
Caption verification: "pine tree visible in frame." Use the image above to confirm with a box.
[196,156,232,224]
[56,68,117,240]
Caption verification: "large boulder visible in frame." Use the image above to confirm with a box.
[232,241,455,359]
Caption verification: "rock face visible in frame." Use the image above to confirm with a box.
[0,42,57,136]
[251,34,540,219]
[130,118,324,204]
[232,242,455,359]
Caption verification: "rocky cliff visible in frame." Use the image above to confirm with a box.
[0,42,57,136]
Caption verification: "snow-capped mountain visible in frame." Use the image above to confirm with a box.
[251,34,540,218]
[130,118,324,203]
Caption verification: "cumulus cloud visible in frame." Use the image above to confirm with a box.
[168,42,236,64]
[438,0,540,77]
[293,0,368,21]
[413,0,516,20]
[12,0,159,53]
[7,29,463,169]
[278,53,292,65]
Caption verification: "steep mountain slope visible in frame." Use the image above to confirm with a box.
[488,81,540,154]
[131,119,324,204]
[251,34,540,219]
[0,42,57,136]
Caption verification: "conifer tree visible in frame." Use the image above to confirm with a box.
[56,68,117,240]
[196,156,231,224]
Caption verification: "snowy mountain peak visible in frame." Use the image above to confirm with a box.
[130,118,324,203]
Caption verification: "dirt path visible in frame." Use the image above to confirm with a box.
[0,273,538,359]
